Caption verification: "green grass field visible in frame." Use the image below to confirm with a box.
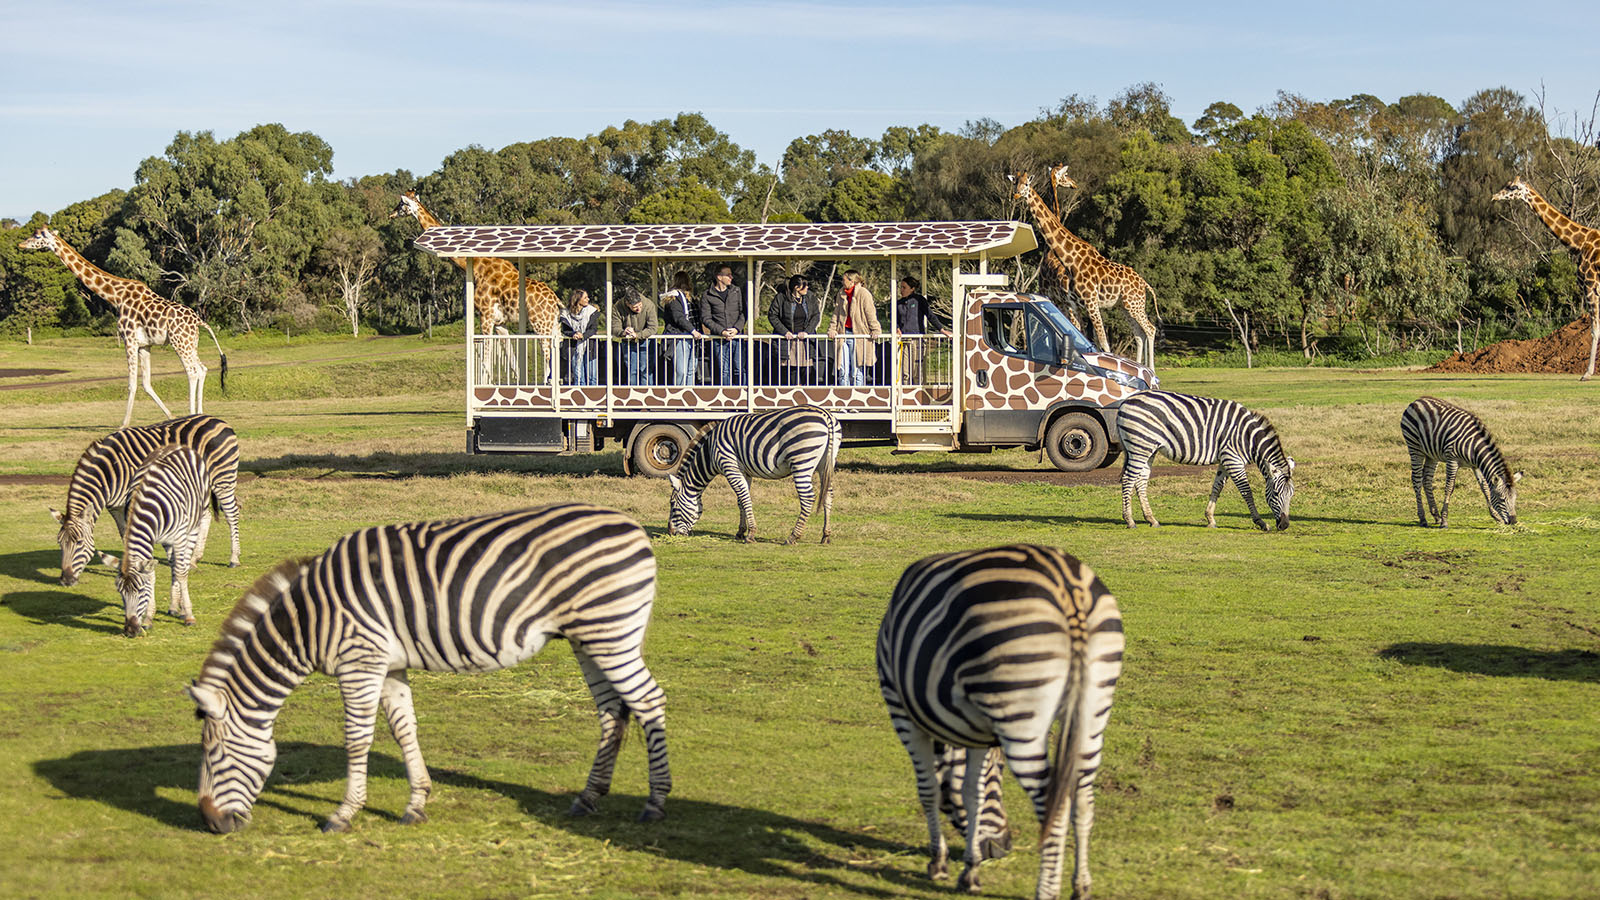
[1,335,1597,899]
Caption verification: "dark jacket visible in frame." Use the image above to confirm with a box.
[701,284,746,334]
[660,289,698,334]
[768,290,821,335]
[896,291,946,334]
[558,304,599,339]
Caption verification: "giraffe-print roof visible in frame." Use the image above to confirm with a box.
[414,221,1037,260]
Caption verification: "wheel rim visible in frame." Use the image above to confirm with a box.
[1059,428,1091,460]
[644,435,680,470]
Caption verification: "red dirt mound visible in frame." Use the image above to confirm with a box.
[1429,316,1597,374]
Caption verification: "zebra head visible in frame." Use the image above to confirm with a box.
[1265,456,1296,531]
[50,507,96,587]
[187,680,275,834]
[1480,468,1522,525]
[102,552,156,637]
[666,473,702,536]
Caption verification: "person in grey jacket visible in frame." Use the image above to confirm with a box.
[611,290,659,384]
[768,274,821,385]
[701,264,746,384]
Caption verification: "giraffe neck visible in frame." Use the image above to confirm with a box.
[1023,188,1095,273]
[1524,190,1599,252]
[49,237,131,310]
[410,201,467,272]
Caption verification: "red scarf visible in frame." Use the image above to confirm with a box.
[843,286,854,331]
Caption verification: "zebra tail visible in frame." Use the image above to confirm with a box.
[1042,655,1085,839]
[816,416,842,505]
[203,322,228,393]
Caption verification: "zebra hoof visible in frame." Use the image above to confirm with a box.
[400,809,428,826]
[182,617,196,627]
[636,805,666,823]
[980,830,1013,860]
[957,867,981,892]
[566,795,599,817]
[319,817,351,833]
[927,859,948,880]
[228,561,239,568]
[820,533,832,544]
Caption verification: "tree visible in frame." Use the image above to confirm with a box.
[320,225,383,336]
[626,177,734,223]
[824,170,905,222]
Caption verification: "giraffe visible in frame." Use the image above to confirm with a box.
[1011,169,1159,370]
[19,227,227,428]
[391,191,562,383]
[1493,176,1600,381]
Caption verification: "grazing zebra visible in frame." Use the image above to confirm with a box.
[1401,396,1522,527]
[666,405,841,543]
[1115,390,1296,531]
[99,444,213,636]
[185,504,670,834]
[877,545,1124,900]
[50,414,240,586]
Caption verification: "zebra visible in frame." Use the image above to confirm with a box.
[1401,396,1521,527]
[184,503,670,834]
[877,544,1124,900]
[666,405,842,544]
[1115,390,1296,531]
[99,444,214,637]
[50,414,241,587]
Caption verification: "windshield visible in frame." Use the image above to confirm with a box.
[1034,301,1098,356]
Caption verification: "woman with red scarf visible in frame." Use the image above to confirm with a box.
[827,269,881,386]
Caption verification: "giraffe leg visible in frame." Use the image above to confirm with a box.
[122,344,141,428]
[1584,289,1598,381]
[1086,302,1110,354]
[139,347,173,420]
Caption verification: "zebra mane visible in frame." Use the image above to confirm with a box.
[195,555,314,687]
[678,422,718,468]
[1423,396,1512,482]
[1247,408,1290,465]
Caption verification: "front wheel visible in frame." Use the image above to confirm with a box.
[629,424,693,478]
[1044,412,1109,472]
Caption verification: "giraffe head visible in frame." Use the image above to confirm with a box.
[390,190,424,221]
[18,226,59,252]
[1492,176,1534,204]
[1049,165,1079,192]
[1009,172,1035,201]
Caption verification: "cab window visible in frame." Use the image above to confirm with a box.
[982,304,1062,366]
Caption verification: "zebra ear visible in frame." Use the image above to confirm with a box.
[1286,457,1296,474]
[100,552,119,568]
[133,557,156,575]
[1512,470,1523,483]
[49,507,64,524]
[186,681,225,719]
[667,473,682,490]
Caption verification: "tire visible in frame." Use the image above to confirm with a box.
[629,424,694,478]
[1044,412,1109,472]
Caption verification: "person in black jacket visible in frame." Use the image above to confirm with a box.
[769,274,822,385]
[659,271,701,385]
[896,275,950,384]
[701,264,746,384]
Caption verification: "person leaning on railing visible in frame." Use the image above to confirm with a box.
[660,271,701,386]
[612,290,659,385]
[559,289,600,386]
[702,264,746,385]
[769,274,822,386]
[896,275,951,384]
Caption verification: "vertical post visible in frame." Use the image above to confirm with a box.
[889,255,899,412]
[605,259,615,418]
[745,255,756,411]
[465,258,476,429]
[517,259,529,384]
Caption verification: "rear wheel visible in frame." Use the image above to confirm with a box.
[630,424,693,478]
[1044,412,1109,472]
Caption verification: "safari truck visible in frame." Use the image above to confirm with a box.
[412,221,1156,476]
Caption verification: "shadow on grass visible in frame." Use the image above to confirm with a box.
[0,549,124,635]
[34,741,927,896]
[0,547,69,586]
[1379,642,1600,682]
[242,451,626,480]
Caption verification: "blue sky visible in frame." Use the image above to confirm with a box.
[2,0,1596,221]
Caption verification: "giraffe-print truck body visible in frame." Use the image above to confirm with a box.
[465,285,1154,477]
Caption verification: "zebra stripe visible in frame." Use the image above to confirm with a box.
[1115,390,1296,530]
[877,544,1124,900]
[667,405,842,543]
[184,503,670,833]
[51,414,241,586]
[1401,396,1521,527]
[102,444,213,636]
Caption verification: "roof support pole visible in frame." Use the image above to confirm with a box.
[605,258,615,420]
[745,255,755,412]
[465,258,476,428]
